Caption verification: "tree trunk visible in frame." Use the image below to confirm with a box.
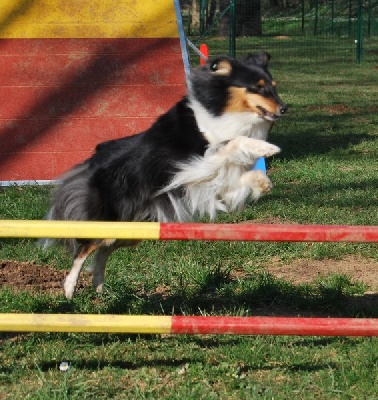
[235,0,262,36]
[219,0,262,37]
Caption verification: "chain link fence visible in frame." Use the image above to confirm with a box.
[181,0,377,66]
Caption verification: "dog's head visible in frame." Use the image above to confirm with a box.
[189,51,287,122]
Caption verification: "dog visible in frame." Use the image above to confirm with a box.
[42,51,287,300]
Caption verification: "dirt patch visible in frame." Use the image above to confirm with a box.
[0,260,90,295]
[265,255,378,292]
[0,255,376,297]
[307,104,356,115]
[307,104,378,115]
[241,217,298,225]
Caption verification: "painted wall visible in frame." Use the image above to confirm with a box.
[0,0,186,181]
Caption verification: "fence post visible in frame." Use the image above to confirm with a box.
[331,0,335,35]
[200,0,207,36]
[356,0,363,63]
[313,0,318,36]
[229,0,236,58]
[367,0,371,37]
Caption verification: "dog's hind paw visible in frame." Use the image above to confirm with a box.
[240,170,273,201]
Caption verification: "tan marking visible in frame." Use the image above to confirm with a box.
[211,60,232,76]
[272,80,277,87]
[225,87,280,115]
[245,93,280,115]
[257,79,265,87]
[76,242,100,258]
[225,87,250,112]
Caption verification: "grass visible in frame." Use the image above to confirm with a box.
[0,43,378,398]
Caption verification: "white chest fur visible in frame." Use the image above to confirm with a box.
[189,99,272,144]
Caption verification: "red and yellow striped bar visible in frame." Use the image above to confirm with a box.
[0,220,377,243]
[0,314,377,336]
[0,0,186,182]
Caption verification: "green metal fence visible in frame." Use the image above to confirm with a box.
[182,0,377,65]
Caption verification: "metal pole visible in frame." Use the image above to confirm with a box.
[314,0,318,36]
[356,0,363,63]
[331,0,334,35]
[200,0,207,35]
[229,0,236,57]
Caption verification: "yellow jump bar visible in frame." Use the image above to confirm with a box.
[0,314,172,334]
[0,220,160,240]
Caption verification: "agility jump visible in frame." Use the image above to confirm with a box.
[0,220,377,337]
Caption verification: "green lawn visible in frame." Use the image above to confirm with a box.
[0,43,377,398]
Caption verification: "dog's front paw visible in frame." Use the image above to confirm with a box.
[261,142,281,158]
[63,277,76,300]
[244,138,281,159]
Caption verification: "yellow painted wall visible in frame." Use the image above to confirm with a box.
[0,0,179,38]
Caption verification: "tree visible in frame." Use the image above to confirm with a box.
[235,0,262,36]
[219,0,262,36]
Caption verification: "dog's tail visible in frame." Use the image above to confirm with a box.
[38,161,93,252]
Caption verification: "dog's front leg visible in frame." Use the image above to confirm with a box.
[213,137,279,209]
[64,242,98,300]
[217,136,280,167]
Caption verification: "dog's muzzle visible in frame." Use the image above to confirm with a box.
[257,103,287,121]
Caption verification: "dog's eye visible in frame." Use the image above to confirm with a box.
[247,85,262,93]
[210,63,218,71]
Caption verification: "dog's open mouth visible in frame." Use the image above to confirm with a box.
[257,106,279,121]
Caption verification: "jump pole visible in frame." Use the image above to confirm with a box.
[0,314,377,336]
[0,220,377,337]
[0,220,378,242]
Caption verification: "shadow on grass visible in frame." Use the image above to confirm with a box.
[271,128,373,161]
[269,106,376,161]
[37,357,198,373]
[0,269,376,319]
[267,177,378,211]
[35,358,338,374]
[88,269,378,319]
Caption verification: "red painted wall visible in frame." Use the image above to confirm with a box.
[0,37,186,181]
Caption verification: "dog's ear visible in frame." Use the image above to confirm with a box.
[208,58,233,76]
[242,51,271,69]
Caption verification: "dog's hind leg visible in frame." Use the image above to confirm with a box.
[91,240,141,294]
[91,242,117,294]
[64,241,99,300]
[240,169,273,201]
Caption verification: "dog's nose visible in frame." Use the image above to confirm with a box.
[279,104,288,115]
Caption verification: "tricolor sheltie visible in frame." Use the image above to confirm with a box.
[43,52,287,300]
